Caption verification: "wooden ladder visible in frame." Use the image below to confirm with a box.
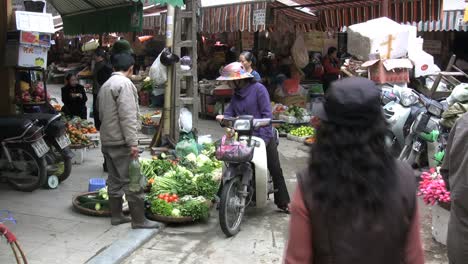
[171,0,199,140]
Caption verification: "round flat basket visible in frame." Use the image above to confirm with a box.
[146,212,193,224]
[72,191,111,217]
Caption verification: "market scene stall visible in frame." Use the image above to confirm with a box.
[1,0,468,263]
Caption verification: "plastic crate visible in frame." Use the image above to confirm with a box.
[88,178,106,192]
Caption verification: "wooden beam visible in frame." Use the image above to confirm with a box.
[271,0,379,9]
[0,0,15,115]
[382,0,389,17]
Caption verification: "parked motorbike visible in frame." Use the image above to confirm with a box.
[398,92,448,169]
[216,116,282,237]
[23,113,73,189]
[0,117,49,191]
[382,86,423,155]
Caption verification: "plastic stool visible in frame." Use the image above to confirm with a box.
[88,178,106,192]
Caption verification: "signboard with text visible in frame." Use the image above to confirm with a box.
[253,9,266,26]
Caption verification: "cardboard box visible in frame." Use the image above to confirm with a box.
[409,50,440,78]
[362,59,413,84]
[5,44,48,68]
[348,17,410,61]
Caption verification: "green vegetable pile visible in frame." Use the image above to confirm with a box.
[290,126,315,137]
[285,106,307,121]
[149,195,210,221]
[143,143,222,221]
[277,124,295,134]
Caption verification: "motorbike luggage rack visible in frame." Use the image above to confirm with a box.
[422,55,468,100]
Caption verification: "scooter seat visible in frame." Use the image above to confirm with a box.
[0,117,34,140]
[23,113,65,137]
[23,113,59,127]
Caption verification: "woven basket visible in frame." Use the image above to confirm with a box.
[146,213,194,224]
[72,191,111,217]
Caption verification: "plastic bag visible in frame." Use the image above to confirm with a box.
[179,108,193,133]
[291,34,309,69]
[447,83,468,106]
[175,138,199,157]
[149,52,167,85]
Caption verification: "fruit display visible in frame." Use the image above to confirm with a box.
[272,103,287,117]
[66,117,97,146]
[17,81,50,104]
[141,111,162,126]
[305,136,316,145]
[290,126,315,137]
[53,104,62,111]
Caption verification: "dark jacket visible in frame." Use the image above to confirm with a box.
[62,84,88,119]
[93,60,113,95]
[292,161,421,264]
[441,113,468,264]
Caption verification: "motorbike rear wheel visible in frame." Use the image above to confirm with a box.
[219,177,245,237]
[1,147,47,192]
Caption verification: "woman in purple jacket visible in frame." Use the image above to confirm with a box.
[216,62,290,213]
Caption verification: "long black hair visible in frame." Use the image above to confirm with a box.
[307,115,396,215]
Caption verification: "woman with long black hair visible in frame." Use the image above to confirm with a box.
[284,77,424,263]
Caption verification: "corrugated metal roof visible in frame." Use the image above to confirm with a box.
[48,0,133,16]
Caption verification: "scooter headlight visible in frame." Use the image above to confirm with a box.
[428,104,443,117]
[233,120,251,131]
[400,90,418,107]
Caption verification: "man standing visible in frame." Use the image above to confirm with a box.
[441,112,468,263]
[93,48,112,172]
[98,53,159,229]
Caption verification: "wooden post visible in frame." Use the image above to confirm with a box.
[163,6,175,136]
[382,0,390,17]
[0,1,15,115]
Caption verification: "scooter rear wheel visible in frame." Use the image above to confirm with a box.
[219,177,245,237]
[2,147,47,192]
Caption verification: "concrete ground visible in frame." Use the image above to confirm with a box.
[123,130,450,264]
[0,84,449,264]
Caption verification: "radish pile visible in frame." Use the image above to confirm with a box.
[417,168,451,205]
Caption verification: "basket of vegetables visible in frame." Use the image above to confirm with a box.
[146,195,211,224]
[142,144,222,224]
[72,188,112,217]
[287,126,315,143]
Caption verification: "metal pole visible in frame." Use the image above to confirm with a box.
[163,6,175,135]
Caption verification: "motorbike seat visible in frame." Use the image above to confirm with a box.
[23,113,60,127]
[0,117,34,140]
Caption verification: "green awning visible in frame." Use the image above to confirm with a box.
[144,0,184,7]
[62,4,143,35]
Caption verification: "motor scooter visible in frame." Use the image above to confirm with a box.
[216,116,282,237]
[382,86,423,156]
[0,117,49,191]
[398,92,447,169]
[23,113,74,189]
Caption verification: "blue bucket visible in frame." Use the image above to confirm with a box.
[88,178,106,192]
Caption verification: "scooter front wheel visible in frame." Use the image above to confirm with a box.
[219,177,245,237]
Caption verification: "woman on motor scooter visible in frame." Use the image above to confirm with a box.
[216,62,290,213]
